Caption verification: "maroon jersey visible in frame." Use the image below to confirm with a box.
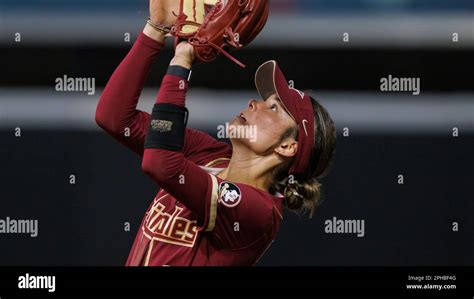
[96,33,284,266]
[126,133,284,266]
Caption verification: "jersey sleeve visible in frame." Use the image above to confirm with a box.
[183,129,232,165]
[141,149,222,231]
[155,72,232,165]
[95,32,162,156]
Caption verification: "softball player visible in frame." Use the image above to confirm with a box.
[96,1,336,266]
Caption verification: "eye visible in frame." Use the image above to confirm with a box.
[270,104,278,112]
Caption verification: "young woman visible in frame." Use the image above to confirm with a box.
[95,1,336,266]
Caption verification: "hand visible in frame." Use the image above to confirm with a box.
[144,0,180,42]
[149,0,180,26]
[170,42,196,69]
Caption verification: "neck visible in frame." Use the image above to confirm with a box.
[217,144,278,192]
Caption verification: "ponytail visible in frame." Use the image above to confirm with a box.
[270,173,322,218]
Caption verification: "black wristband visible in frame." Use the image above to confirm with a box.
[167,65,192,81]
[145,104,189,152]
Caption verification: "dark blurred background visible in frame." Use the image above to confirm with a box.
[0,0,473,266]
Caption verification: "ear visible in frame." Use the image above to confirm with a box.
[274,138,298,158]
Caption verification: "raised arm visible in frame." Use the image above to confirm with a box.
[141,43,215,227]
[95,27,165,156]
[95,0,177,156]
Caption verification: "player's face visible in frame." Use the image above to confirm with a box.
[231,93,297,155]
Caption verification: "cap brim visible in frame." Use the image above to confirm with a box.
[255,60,278,100]
[255,60,297,122]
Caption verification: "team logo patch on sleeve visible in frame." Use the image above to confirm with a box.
[218,182,242,208]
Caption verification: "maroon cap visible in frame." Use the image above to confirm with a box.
[255,60,315,177]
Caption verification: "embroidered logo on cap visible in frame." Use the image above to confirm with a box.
[218,182,242,208]
[302,119,309,137]
[289,87,305,100]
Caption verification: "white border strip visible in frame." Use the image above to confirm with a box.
[0,88,473,134]
[1,13,473,47]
